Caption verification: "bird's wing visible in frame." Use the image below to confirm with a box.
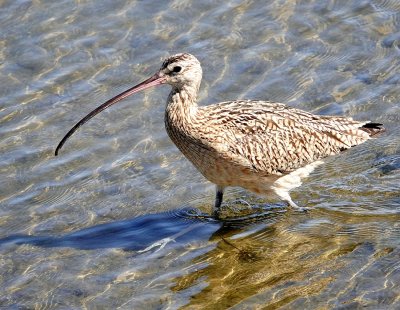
[198,100,371,174]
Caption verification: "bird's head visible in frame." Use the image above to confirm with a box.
[159,53,202,90]
[54,53,202,155]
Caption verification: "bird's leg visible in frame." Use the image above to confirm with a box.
[274,188,309,212]
[212,185,225,218]
[286,197,309,212]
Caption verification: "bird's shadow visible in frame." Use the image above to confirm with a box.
[0,206,285,252]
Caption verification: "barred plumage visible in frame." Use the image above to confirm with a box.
[56,53,385,217]
[161,54,383,215]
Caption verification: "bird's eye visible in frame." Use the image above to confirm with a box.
[172,66,182,73]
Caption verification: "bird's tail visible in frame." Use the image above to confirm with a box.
[360,122,385,137]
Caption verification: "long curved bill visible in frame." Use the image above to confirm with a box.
[55,72,166,156]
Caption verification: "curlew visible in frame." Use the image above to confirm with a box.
[55,53,384,217]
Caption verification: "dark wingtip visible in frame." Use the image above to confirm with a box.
[361,122,385,137]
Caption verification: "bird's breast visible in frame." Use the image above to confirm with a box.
[164,115,258,187]
[164,117,214,167]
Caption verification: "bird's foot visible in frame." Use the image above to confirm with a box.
[212,208,221,220]
[287,200,310,213]
[292,206,310,213]
[212,198,258,220]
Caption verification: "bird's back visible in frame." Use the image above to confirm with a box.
[192,100,384,176]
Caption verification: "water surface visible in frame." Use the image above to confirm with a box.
[1,0,400,308]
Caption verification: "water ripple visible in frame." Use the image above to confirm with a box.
[1,0,400,308]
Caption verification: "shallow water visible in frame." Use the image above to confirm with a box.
[1,0,400,308]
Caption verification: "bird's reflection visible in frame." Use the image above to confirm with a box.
[2,205,334,308]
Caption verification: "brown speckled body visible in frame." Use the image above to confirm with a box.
[161,53,383,212]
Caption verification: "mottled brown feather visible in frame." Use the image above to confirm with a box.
[160,53,384,208]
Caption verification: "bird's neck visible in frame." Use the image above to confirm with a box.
[165,85,199,127]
